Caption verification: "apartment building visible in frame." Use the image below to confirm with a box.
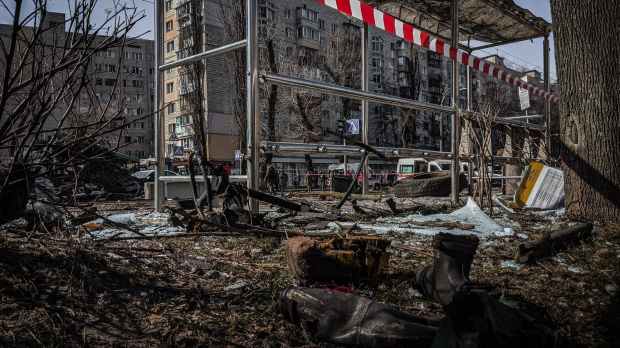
[0,12,155,161]
[162,0,238,163]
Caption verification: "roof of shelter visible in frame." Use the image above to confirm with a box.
[373,0,552,44]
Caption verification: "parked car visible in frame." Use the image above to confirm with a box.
[327,163,385,190]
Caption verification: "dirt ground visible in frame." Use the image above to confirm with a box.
[1,199,619,347]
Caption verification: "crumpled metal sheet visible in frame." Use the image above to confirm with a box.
[373,0,551,43]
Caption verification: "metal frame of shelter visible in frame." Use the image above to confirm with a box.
[152,0,554,212]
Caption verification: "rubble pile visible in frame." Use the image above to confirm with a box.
[0,164,618,346]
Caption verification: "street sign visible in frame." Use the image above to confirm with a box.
[346,118,360,135]
[234,149,241,161]
[174,146,184,156]
[518,77,530,111]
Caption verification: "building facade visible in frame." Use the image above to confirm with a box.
[161,0,238,164]
[0,12,155,161]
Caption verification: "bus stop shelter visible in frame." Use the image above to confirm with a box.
[152,0,557,211]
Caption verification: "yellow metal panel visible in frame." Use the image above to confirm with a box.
[515,161,544,207]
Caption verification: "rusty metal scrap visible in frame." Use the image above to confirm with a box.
[286,235,390,285]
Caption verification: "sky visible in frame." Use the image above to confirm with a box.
[0,0,556,80]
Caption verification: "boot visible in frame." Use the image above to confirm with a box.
[279,287,437,347]
[416,233,479,306]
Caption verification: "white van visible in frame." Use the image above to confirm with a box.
[396,158,428,181]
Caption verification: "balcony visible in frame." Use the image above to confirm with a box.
[179,82,197,96]
[176,0,196,18]
[296,7,319,28]
[175,124,194,139]
[176,47,196,60]
[297,26,320,50]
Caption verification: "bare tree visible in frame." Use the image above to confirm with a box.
[0,0,149,222]
[396,44,422,147]
[217,0,246,154]
[464,79,513,212]
[322,21,361,122]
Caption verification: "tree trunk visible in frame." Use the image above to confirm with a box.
[550,0,620,223]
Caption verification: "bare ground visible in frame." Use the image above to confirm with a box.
[1,200,619,347]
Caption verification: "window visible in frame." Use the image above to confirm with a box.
[104,79,115,86]
[318,19,325,30]
[166,40,175,53]
[95,78,103,86]
[331,23,337,33]
[297,26,320,41]
[284,8,291,18]
[137,136,145,144]
[167,102,175,114]
[165,0,173,11]
[285,27,294,38]
[371,37,384,51]
[176,115,190,126]
[166,82,174,94]
[297,7,318,22]
[140,122,145,129]
[124,136,132,143]
[166,20,173,32]
[259,6,275,20]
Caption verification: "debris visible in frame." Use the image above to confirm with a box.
[516,222,593,264]
[374,197,509,237]
[501,260,524,271]
[279,287,438,347]
[332,174,357,193]
[605,284,617,296]
[514,162,565,210]
[25,201,65,230]
[594,248,611,260]
[224,280,249,292]
[336,151,369,209]
[416,233,480,306]
[390,172,467,198]
[247,187,305,212]
[103,213,137,225]
[385,197,400,214]
[436,290,566,348]
[286,235,390,285]
[494,195,515,213]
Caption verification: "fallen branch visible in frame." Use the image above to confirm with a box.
[516,222,593,264]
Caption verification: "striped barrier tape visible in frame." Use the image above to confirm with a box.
[316,0,559,103]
